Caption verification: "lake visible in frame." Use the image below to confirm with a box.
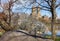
[44,30,60,36]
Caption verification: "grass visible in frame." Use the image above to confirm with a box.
[0,32,3,36]
[44,35,60,41]
[55,37,60,41]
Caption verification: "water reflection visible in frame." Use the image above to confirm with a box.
[44,30,60,36]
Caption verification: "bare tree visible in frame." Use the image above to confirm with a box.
[36,0,60,40]
[0,0,21,31]
[0,0,60,40]
[1,0,20,25]
[22,0,60,40]
[8,0,19,25]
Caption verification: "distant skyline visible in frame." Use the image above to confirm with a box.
[0,0,60,18]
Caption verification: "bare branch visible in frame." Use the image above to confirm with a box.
[44,0,51,7]
[36,2,50,9]
[40,7,51,11]
[55,3,60,8]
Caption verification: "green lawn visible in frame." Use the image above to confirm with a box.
[0,32,3,37]
[55,37,60,41]
[44,35,60,41]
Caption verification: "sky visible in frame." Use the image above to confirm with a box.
[1,0,10,4]
[0,0,60,18]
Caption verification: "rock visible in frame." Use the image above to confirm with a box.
[0,31,53,41]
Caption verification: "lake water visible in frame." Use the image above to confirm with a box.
[45,30,60,36]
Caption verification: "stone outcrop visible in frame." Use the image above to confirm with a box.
[0,30,53,41]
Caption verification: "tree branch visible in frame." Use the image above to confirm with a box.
[40,7,51,11]
[55,3,60,8]
[37,2,50,9]
[44,0,51,7]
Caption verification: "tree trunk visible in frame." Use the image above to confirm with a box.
[51,12,56,41]
[51,0,56,41]
[9,2,11,26]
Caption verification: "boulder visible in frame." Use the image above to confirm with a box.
[0,30,53,41]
